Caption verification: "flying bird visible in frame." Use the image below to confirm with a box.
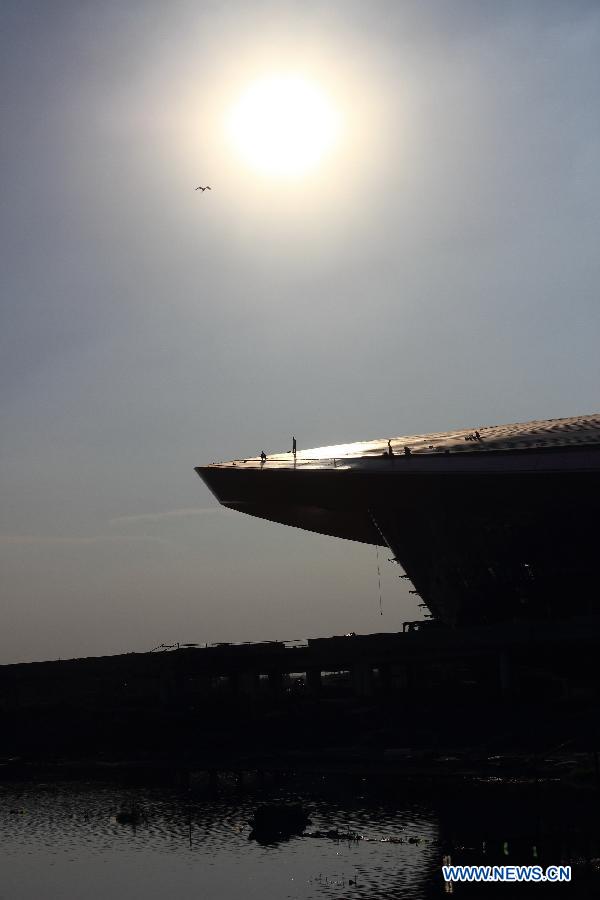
[195,185,211,191]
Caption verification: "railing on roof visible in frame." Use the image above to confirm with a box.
[209,435,600,470]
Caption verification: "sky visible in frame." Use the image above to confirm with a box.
[1,0,599,664]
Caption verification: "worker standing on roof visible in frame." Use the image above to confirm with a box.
[292,436,297,459]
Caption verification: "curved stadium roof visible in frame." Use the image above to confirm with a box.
[207,413,600,468]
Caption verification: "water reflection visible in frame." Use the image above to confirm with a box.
[0,774,599,898]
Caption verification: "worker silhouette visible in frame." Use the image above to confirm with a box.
[292,436,297,459]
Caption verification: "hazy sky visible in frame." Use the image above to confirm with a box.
[2,0,599,663]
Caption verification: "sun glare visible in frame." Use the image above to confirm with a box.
[226,75,341,178]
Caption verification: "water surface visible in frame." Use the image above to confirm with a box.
[1,774,598,898]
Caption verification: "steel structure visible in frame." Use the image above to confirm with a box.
[197,414,600,625]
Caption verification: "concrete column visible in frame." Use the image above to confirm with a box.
[267,670,284,693]
[159,674,177,708]
[391,663,410,692]
[377,664,392,694]
[239,671,259,696]
[352,662,374,697]
[306,668,322,696]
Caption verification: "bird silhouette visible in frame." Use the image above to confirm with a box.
[195,186,211,191]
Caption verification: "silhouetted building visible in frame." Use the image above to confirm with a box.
[196,414,600,626]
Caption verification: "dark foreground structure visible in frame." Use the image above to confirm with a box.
[3,621,600,771]
[197,413,600,626]
[3,414,600,778]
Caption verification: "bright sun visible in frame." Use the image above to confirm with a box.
[226,75,341,178]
